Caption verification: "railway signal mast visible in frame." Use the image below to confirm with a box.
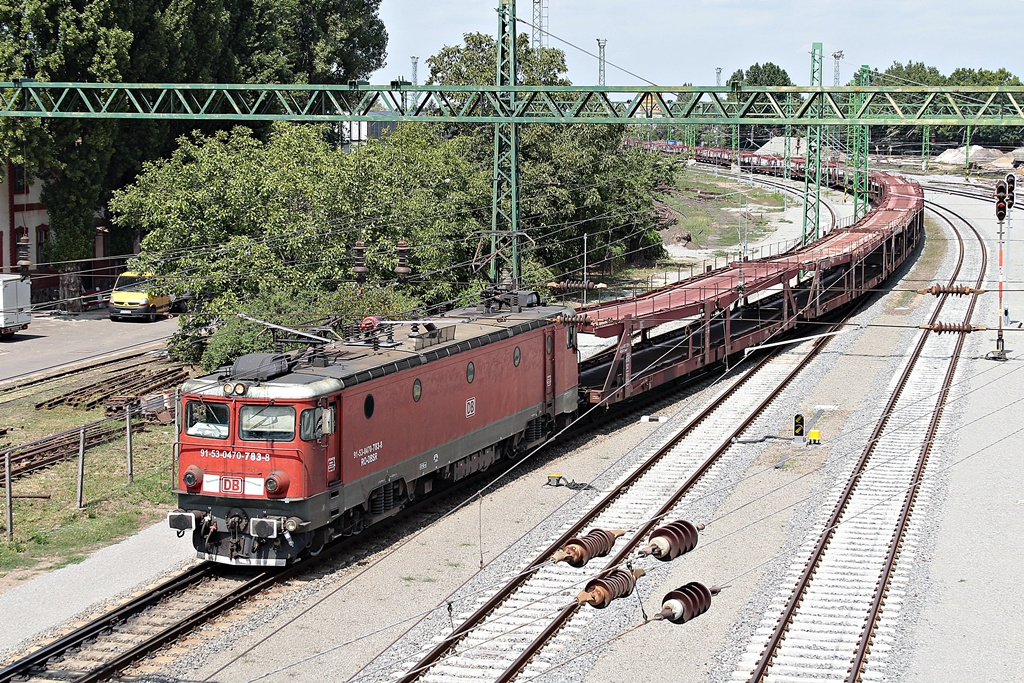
[989,179,1010,360]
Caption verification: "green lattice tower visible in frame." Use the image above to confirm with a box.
[491,0,520,286]
[685,124,697,158]
[783,94,794,181]
[732,124,740,165]
[852,65,871,220]
[801,42,824,245]
[922,125,931,171]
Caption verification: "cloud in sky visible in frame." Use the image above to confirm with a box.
[371,1,1019,86]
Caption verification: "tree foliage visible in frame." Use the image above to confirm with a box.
[428,33,671,277]
[0,0,387,271]
[112,36,670,368]
[112,122,484,368]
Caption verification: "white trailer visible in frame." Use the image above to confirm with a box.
[0,274,31,340]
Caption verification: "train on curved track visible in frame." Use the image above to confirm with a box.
[168,142,925,566]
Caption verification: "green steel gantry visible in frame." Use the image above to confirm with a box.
[3,13,1024,283]
[3,81,1023,125]
[851,65,872,221]
[491,0,520,286]
[802,43,824,245]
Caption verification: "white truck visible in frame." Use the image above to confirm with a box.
[0,274,31,340]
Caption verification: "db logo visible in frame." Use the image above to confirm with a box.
[220,476,244,494]
[466,397,476,418]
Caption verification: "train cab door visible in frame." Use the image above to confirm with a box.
[544,329,556,417]
[320,399,341,486]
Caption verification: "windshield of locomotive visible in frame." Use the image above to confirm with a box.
[185,401,230,439]
[239,405,296,441]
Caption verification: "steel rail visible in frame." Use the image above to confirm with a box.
[0,562,218,683]
[747,197,982,681]
[399,310,848,683]
[846,201,986,680]
[495,317,853,683]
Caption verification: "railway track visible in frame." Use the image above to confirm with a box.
[0,562,286,683]
[732,198,985,682]
[0,419,148,483]
[367,313,852,683]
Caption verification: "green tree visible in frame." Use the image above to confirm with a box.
[111,122,487,368]
[727,63,793,148]
[427,33,669,278]
[0,0,387,307]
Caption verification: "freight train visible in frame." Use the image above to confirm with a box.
[168,145,925,566]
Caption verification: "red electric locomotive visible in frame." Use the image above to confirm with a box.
[168,290,580,565]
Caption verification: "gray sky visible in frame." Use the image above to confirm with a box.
[370,1,1020,87]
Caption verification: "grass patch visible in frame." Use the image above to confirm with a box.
[0,382,179,578]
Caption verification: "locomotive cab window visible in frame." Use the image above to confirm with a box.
[239,405,296,441]
[300,405,336,441]
[185,401,230,439]
[567,326,577,349]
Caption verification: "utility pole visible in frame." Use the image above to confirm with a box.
[411,56,418,86]
[532,0,548,49]
[596,39,607,86]
[715,67,723,148]
[921,125,931,171]
[828,50,843,172]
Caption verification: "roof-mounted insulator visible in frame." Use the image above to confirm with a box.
[546,280,607,292]
[552,528,624,567]
[919,322,986,334]
[555,313,594,326]
[917,284,986,296]
[353,240,368,284]
[576,567,645,609]
[395,239,411,283]
[637,519,703,561]
[654,582,719,624]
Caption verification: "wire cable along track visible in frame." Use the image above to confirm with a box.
[735,200,985,682]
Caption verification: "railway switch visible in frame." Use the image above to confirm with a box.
[637,519,703,561]
[576,567,645,608]
[553,528,624,567]
[654,582,719,624]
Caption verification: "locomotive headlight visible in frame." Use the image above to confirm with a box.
[223,383,234,395]
[183,465,204,489]
[233,383,247,395]
[222,382,248,396]
[266,470,290,495]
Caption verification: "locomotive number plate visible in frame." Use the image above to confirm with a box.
[220,476,244,494]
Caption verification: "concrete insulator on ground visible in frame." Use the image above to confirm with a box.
[655,582,719,624]
[577,567,645,609]
[637,519,703,561]
[552,528,624,567]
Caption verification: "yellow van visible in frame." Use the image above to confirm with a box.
[108,272,172,322]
